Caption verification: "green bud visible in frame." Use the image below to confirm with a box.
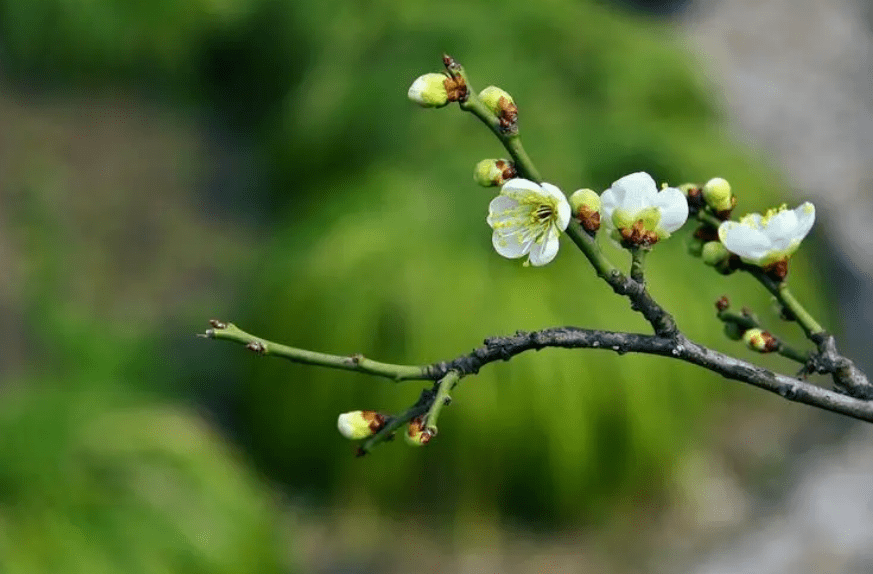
[405,417,434,446]
[570,188,602,233]
[569,188,601,214]
[337,410,387,440]
[742,328,777,353]
[702,241,730,267]
[702,177,734,212]
[473,159,514,187]
[478,86,514,115]
[678,183,700,196]
[408,73,450,108]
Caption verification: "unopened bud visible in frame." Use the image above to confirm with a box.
[405,416,435,447]
[702,177,735,213]
[742,328,778,353]
[702,241,730,267]
[569,188,601,232]
[337,410,387,440]
[479,86,518,132]
[474,159,515,187]
[408,73,450,108]
[479,86,513,114]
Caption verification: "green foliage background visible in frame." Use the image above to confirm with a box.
[0,0,829,568]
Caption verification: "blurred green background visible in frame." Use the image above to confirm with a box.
[0,0,830,572]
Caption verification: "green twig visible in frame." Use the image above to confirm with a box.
[630,248,648,285]
[716,309,810,365]
[745,268,824,337]
[564,221,620,280]
[453,64,542,182]
[695,209,723,230]
[425,370,459,431]
[202,321,429,382]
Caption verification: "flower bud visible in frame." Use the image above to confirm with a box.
[702,241,730,267]
[702,177,735,213]
[408,73,450,108]
[479,86,514,115]
[569,188,601,232]
[337,410,387,440]
[473,159,515,187]
[404,416,435,447]
[479,86,518,132]
[742,328,778,353]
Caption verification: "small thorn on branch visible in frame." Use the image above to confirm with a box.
[209,319,227,329]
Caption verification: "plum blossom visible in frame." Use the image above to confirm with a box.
[487,178,571,266]
[600,172,689,247]
[718,203,816,267]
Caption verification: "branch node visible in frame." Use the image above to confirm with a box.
[246,341,266,355]
[209,319,227,330]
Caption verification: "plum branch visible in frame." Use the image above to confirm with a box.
[205,55,873,453]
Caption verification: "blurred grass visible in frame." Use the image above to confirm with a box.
[0,0,831,563]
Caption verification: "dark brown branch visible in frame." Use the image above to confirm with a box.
[425,327,873,423]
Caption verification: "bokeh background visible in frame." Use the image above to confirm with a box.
[0,0,871,572]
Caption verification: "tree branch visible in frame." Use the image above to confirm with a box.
[203,321,873,423]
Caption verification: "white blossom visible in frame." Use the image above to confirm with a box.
[600,172,688,246]
[487,178,571,266]
[718,203,816,266]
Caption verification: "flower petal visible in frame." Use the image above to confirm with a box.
[492,229,532,259]
[653,187,689,233]
[600,188,619,226]
[528,225,560,266]
[499,178,542,201]
[767,202,815,250]
[487,195,522,228]
[538,182,571,231]
[719,221,773,263]
[608,172,657,216]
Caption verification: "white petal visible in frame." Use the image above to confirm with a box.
[762,208,800,244]
[492,229,532,259]
[538,182,565,204]
[487,195,522,228]
[600,188,618,226]
[535,182,571,231]
[500,178,542,201]
[528,226,560,266]
[609,172,657,215]
[719,221,773,262]
[794,201,816,236]
[489,194,519,214]
[768,203,815,252]
[653,187,689,233]
[555,195,571,231]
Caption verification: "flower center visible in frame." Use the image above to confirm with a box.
[533,204,554,223]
